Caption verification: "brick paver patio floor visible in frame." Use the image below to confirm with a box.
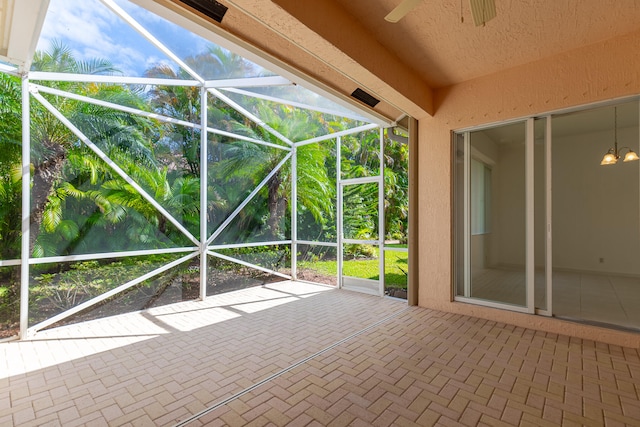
[1,281,639,426]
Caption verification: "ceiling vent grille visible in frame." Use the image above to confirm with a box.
[178,0,228,23]
[351,88,380,108]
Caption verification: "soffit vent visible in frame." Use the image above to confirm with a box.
[351,88,380,108]
[178,0,228,23]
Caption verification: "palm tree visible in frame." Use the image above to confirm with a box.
[34,146,199,256]
[0,73,23,260]
[15,41,210,259]
[145,46,256,177]
[144,64,201,176]
[145,47,273,242]
[189,45,258,80]
[28,41,123,253]
[0,73,24,330]
[219,103,336,241]
[383,135,409,242]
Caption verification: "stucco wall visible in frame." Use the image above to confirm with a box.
[418,28,640,348]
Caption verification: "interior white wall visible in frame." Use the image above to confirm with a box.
[552,125,640,276]
[533,139,546,269]
[469,132,497,270]
[470,126,528,271]
[482,121,640,276]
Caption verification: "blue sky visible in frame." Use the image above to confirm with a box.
[36,0,220,76]
[33,0,368,122]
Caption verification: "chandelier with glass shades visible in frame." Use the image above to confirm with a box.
[600,106,640,165]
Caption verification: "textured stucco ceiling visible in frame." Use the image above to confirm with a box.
[331,0,640,89]
[249,0,640,117]
[6,0,640,120]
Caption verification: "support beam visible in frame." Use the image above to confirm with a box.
[19,74,30,338]
[2,0,49,71]
[407,117,419,306]
[229,0,433,118]
[291,145,297,281]
[200,86,208,300]
[150,0,410,122]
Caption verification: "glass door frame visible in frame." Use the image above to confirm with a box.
[454,117,552,315]
[540,116,553,317]
[336,128,385,297]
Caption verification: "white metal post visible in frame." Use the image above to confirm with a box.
[407,117,418,306]
[463,132,471,298]
[378,128,385,297]
[545,116,553,316]
[19,76,30,339]
[336,137,343,289]
[291,144,297,281]
[526,118,535,313]
[200,86,208,300]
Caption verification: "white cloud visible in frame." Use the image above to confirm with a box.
[36,0,174,76]
[38,0,119,57]
[34,0,237,78]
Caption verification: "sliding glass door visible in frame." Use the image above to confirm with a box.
[455,100,640,331]
[551,102,640,329]
[455,121,528,310]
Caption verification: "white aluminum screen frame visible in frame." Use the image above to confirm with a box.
[3,0,396,339]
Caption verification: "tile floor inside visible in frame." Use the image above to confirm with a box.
[1,281,640,426]
[471,268,640,330]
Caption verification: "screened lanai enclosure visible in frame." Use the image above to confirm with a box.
[0,0,409,339]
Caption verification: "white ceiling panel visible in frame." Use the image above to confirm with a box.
[0,0,15,56]
[0,0,49,70]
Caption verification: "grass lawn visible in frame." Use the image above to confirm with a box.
[298,248,408,287]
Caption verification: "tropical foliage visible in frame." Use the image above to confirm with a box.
[0,43,409,337]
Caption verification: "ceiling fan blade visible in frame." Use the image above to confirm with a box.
[384,0,423,23]
[469,0,496,26]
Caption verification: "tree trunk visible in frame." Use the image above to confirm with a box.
[158,214,167,236]
[267,173,284,238]
[29,143,67,254]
